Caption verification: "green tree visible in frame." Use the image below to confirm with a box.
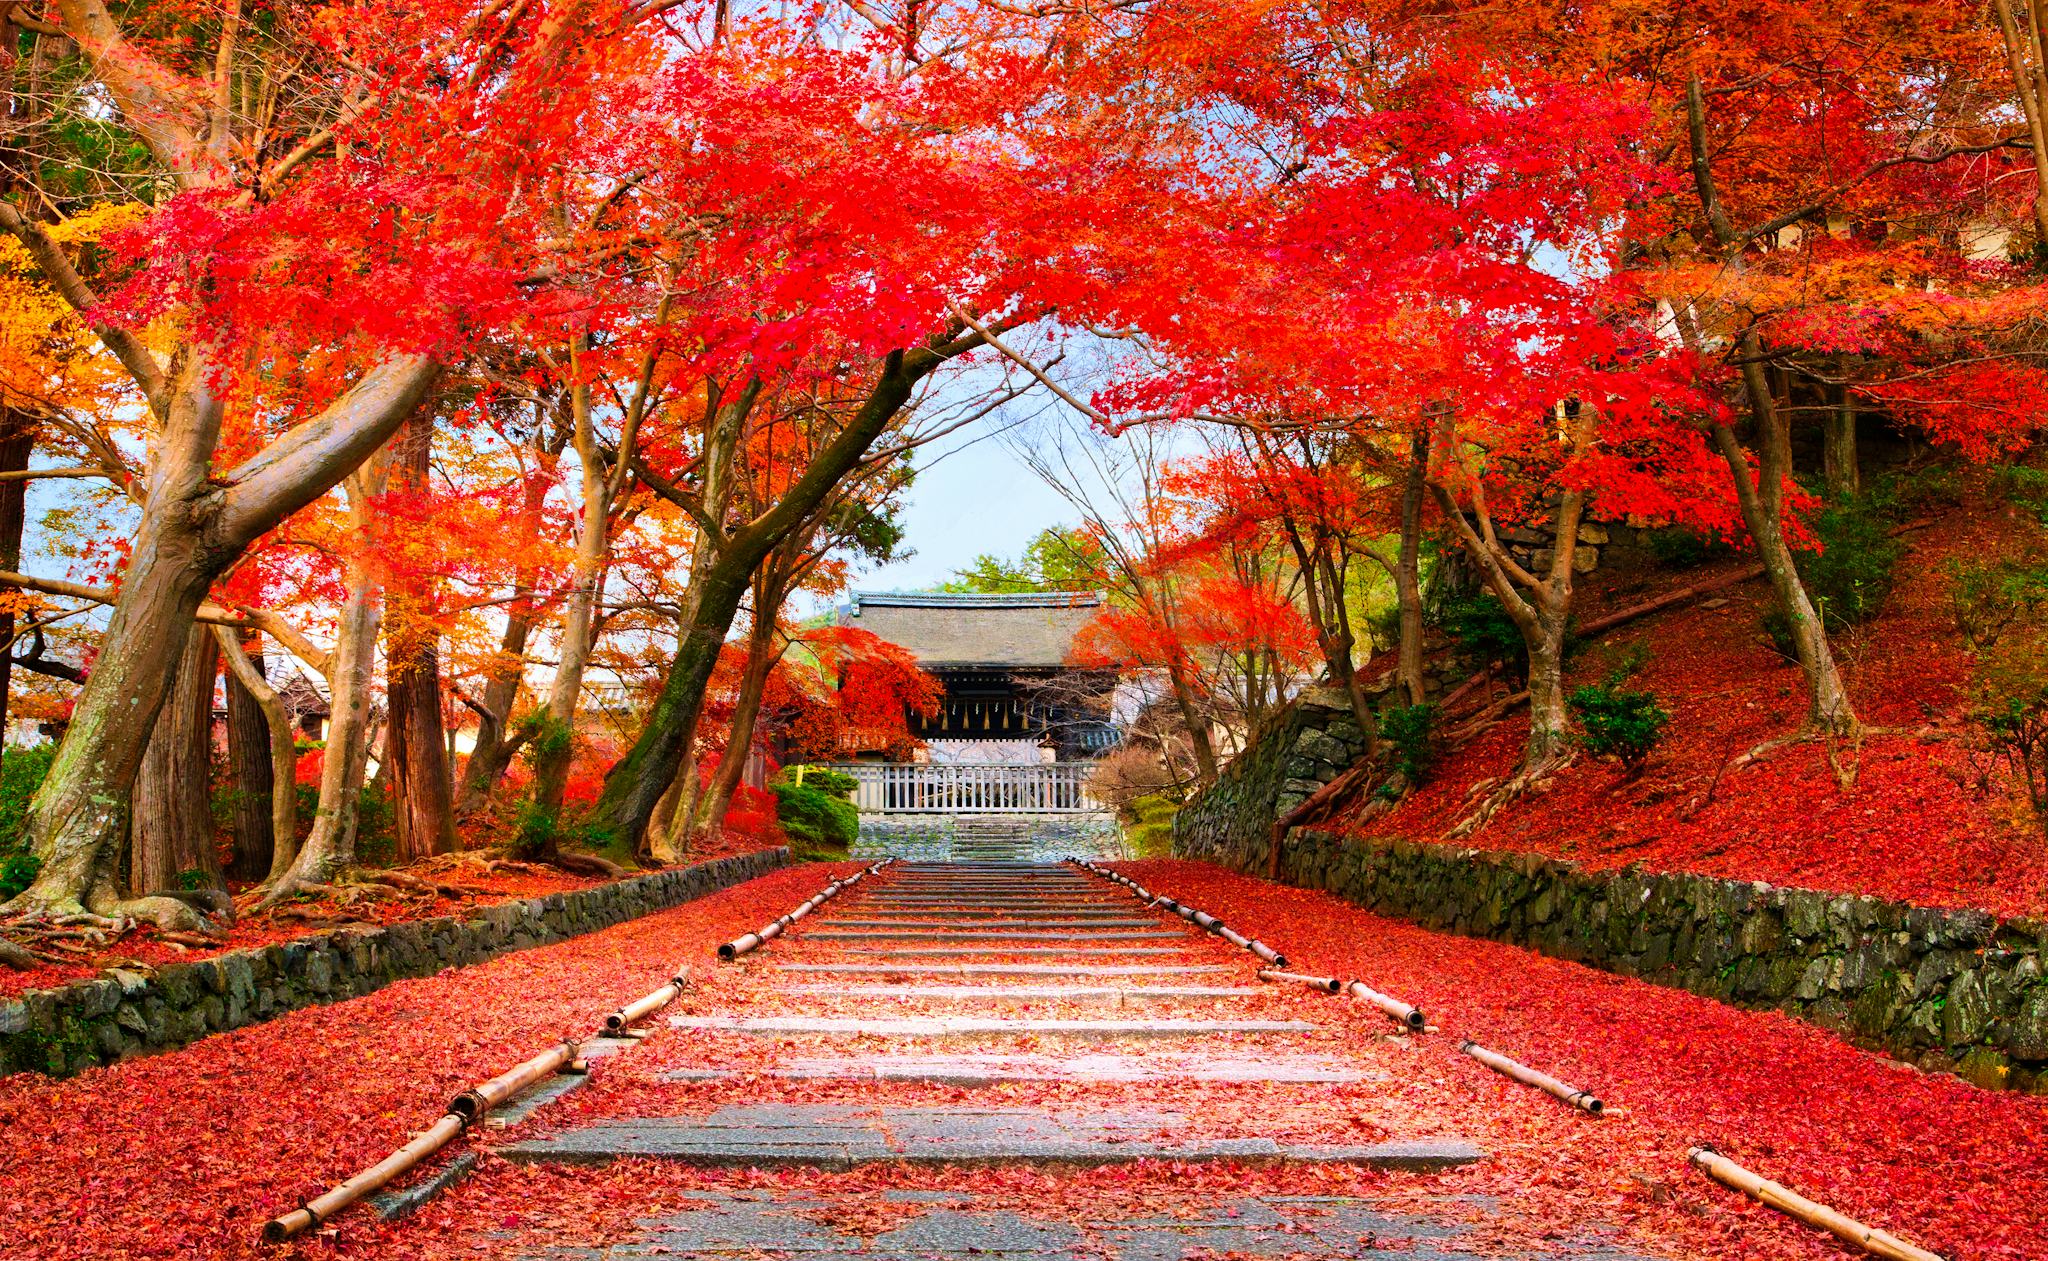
[941,527,1104,593]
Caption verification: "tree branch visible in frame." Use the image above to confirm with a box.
[0,200,170,416]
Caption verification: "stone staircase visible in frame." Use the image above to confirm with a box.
[495,862,1652,1261]
[946,818,1038,863]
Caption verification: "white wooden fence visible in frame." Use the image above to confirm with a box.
[829,762,1101,814]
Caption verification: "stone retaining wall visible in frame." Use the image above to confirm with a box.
[1172,690,1369,866]
[1185,820,2048,1092]
[0,846,789,1078]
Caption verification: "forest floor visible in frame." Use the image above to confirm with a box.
[1,858,2038,1261]
[0,834,783,999]
[1343,490,2048,918]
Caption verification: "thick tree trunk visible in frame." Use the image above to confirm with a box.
[384,418,457,861]
[129,630,221,893]
[222,634,275,881]
[1164,655,1220,784]
[214,627,301,884]
[2,353,435,925]
[1395,427,1428,707]
[387,637,457,861]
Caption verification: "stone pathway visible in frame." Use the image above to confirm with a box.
[506,861,1652,1259]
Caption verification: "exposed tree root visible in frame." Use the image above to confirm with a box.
[0,937,39,970]
[549,851,630,879]
[1446,750,1576,840]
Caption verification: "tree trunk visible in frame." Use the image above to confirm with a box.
[1824,384,1859,497]
[129,630,221,893]
[527,376,608,831]
[0,406,33,755]
[1164,654,1220,784]
[222,633,275,881]
[384,417,457,861]
[587,340,974,848]
[1713,346,1859,737]
[215,626,302,883]
[455,461,549,817]
[1,351,435,926]
[264,456,393,898]
[1395,426,1429,706]
[386,635,457,861]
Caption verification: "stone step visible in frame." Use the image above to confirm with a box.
[839,946,1191,957]
[663,1053,1378,1085]
[506,1189,1649,1261]
[823,919,1162,930]
[802,930,1184,942]
[776,963,1236,978]
[500,1104,1479,1172]
[782,985,1261,1005]
[667,1015,1317,1037]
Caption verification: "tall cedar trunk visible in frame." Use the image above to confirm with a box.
[696,611,780,845]
[385,416,457,860]
[0,406,33,755]
[1394,427,1429,706]
[1824,384,1860,497]
[129,630,221,892]
[214,627,301,883]
[266,455,393,895]
[222,634,275,880]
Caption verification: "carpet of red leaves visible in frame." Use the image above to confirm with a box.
[1351,500,2048,917]
[3,858,2038,1260]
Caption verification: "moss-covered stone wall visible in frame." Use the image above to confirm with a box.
[1172,690,1370,867]
[0,847,789,1078]
[1189,821,2048,1092]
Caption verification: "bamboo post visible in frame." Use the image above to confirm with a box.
[261,1114,469,1242]
[262,1040,581,1242]
[1459,1040,1602,1114]
[449,1041,580,1121]
[605,968,692,1032]
[1070,861,1290,965]
[1344,979,1426,1030]
[718,860,891,959]
[1258,968,1344,993]
[1687,1148,1944,1261]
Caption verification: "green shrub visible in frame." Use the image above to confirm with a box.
[1646,525,1734,569]
[354,781,397,868]
[1970,636,2048,832]
[1948,557,2048,650]
[1380,703,1441,787]
[0,744,55,857]
[1868,465,1963,519]
[1996,465,2048,523]
[1569,682,1670,768]
[770,765,859,853]
[1437,593,1527,681]
[0,851,39,900]
[1125,793,1177,858]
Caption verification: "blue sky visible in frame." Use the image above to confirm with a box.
[847,423,1077,594]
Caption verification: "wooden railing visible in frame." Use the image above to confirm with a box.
[829,762,1101,814]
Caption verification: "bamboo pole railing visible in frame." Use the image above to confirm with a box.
[1687,1148,1944,1261]
[1068,859,1291,966]
[1257,966,1427,1030]
[718,859,893,959]
[262,1041,582,1241]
